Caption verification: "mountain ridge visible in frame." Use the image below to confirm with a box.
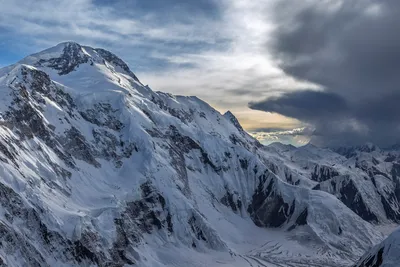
[0,42,395,267]
[354,227,400,267]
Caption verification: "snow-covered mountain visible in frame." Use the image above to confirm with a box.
[263,142,400,224]
[353,227,400,267]
[0,42,394,266]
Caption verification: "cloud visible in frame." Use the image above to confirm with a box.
[0,0,317,133]
[0,0,231,74]
[249,0,400,147]
[249,90,348,122]
[136,0,319,111]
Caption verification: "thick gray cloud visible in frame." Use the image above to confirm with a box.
[250,0,400,147]
[250,91,348,122]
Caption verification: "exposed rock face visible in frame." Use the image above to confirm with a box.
[288,208,308,231]
[355,248,384,267]
[35,42,90,75]
[247,172,295,228]
[115,181,172,253]
[314,176,379,222]
[80,103,124,131]
[311,164,339,182]
[221,189,242,213]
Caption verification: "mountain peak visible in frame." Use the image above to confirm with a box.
[333,142,381,158]
[17,42,140,82]
[57,41,82,47]
[358,142,380,153]
[20,41,90,75]
[49,41,83,52]
[267,142,297,151]
[223,110,244,131]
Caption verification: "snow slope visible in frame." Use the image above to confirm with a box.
[262,142,400,225]
[0,42,388,266]
[354,227,400,267]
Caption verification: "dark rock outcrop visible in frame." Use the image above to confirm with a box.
[311,165,339,182]
[35,42,89,75]
[247,172,295,228]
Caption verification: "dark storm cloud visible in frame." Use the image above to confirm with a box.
[249,90,348,122]
[250,0,400,147]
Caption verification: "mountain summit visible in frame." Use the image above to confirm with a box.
[18,42,139,81]
[0,42,395,266]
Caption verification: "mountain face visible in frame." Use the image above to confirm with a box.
[0,42,393,267]
[353,227,400,267]
[265,142,400,224]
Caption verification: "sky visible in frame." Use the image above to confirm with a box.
[0,0,398,147]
